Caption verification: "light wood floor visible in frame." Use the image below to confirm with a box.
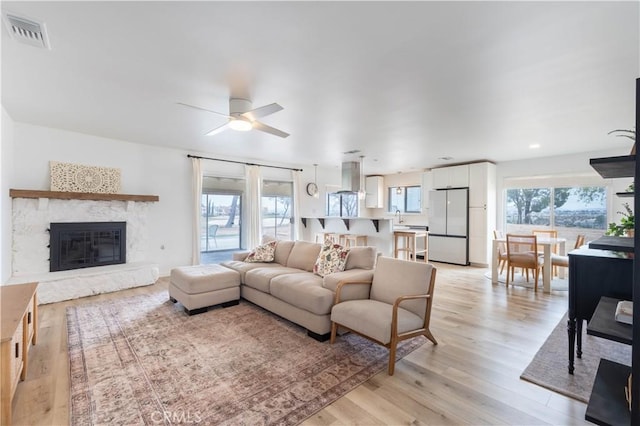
[10,263,589,425]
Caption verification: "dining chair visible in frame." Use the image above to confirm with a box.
[533,229,559,275]
[551,234,586,271]
[506,234,544,291]
[493,230,508,274]
[532,229,558,250]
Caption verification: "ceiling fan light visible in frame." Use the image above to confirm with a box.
[229,118,252,132]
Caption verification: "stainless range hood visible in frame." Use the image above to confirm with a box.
[339,161,361,193]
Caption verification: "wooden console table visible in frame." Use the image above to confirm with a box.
[1,282,38,425]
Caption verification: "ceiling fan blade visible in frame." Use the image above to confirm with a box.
[177,102,230,118]
[253,121,289,138]
[205,122,231,136]
[242,103,283,121]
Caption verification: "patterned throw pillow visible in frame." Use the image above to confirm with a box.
[313,241,350,277]
[244,240,277,263]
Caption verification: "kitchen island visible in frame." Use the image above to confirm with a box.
[300,217,428,258]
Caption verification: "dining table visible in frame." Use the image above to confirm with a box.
[491,236,567,293]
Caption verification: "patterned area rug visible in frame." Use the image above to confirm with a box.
[67,291,425,425]
[520,313,631,402]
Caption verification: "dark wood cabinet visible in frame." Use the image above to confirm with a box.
[568,248,632,374]
[580,77,639,425]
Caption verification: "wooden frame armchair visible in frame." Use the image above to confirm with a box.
[330,256,437,375]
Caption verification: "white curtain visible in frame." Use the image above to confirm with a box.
[246,165,262,249]
[292,170,302,241]
[191,157,202,265]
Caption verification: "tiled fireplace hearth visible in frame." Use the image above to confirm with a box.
[9,190,160,304]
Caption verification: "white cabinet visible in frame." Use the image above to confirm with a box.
[428,235,468,265]
[421,171,432,212]
[467,162,496,265]
[431,164,469,189]
[469,207,488,264]
[469,162,495,207]
[429,161,495,265]
[365,176,384,208]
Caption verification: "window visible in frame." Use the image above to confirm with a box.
[261,180,293,240]
[327,192,359,217]
[505,186,606,239]
[388,186,421,213]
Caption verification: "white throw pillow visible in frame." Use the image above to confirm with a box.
[244,240,277,263]
[313,241,349,277]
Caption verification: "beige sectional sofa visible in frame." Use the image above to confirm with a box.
[221,240,377,340]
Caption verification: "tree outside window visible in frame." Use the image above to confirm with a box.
[327,192,358,217]
[505,186,606,240]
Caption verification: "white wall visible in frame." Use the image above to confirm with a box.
[7,123,330,277]
[5,120,631,280]
[297,164,342,218]
[496,148,633,231]
[11,123,193,276]
[1,107,15,284]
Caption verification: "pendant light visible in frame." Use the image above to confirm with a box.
[310,164,320,198]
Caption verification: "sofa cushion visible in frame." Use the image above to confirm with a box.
[244,266,302,293]
[245,240,277,263]
[232,251,250,261]
[345,246,377,270]
[322,269,374,300]
[313,242,349,277]
[274,240,295,265]
[270,273,334,315]
[286,241,322,272]
[220,260,281,282]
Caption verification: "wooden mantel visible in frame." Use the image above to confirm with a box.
[9,189,159,202]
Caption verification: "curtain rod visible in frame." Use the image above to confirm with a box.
[187,154,303,172]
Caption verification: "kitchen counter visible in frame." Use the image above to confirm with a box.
[300,218,431,257]
[301,216,390,232]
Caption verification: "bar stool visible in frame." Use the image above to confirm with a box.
[315,232,331,243]
[394,230,428,262]
[324,233,346,246]
[344,234,368,247]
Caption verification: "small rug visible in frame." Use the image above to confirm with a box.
[520,313,631,402]
[67,291,425,425]
[484,271,568,291]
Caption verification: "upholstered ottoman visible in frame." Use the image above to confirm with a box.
[169,264,240,315]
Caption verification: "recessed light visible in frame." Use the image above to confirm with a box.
[529,144,540,149]
[438,156,454,161]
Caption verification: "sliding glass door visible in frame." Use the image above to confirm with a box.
[201,176,245,258]
[201,192,242,252]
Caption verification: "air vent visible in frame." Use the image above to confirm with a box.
[3,12,50,49]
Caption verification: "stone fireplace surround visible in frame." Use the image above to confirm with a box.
[8,190,160,304]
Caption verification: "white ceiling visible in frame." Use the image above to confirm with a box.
[2,1,638,174]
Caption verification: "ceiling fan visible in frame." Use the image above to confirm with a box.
[178,98,289,138]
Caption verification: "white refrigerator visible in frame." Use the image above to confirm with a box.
[428,188,469,265]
